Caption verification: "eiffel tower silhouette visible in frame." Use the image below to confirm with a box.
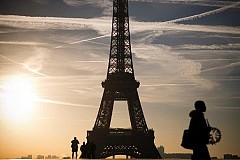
[87,0,161,158]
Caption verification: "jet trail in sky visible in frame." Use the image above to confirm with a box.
[0,54,48,77]
[36,97,98,108]
[165,1,240,23]
[55,34,109,48]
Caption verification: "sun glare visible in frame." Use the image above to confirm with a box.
[1,75,36,121]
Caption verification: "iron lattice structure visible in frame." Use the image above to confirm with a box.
[87,0,161,158]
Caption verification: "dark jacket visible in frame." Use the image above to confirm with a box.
[189,110,210,145]
[71,139,79,150]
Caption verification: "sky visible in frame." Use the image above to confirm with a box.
[0,0,240,159]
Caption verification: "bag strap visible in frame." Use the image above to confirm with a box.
[206,119,211,127]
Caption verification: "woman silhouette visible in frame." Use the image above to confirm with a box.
[189,100,211,160]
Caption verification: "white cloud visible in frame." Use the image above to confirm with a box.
[0,13,237,99]
[63,0,112,16]
[32,0,48,5]
[201,61,240,74]
[130,0,240,8]
[177,43,240,50]
[69,60,106,74]
[0,15,237,91]
[133,44,217,90]
[24,47,50,76]
[63,0,90,6]
[132,21,240,35]
[63,0,239,18]
[134,44,201,75]
[0,41,48,46]
[1,15,240,36]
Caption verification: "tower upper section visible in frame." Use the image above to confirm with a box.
[106,0,135,81]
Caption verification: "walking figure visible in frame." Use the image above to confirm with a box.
[71,137,79,159]
[189,100,211,160]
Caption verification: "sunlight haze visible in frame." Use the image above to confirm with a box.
[0,0,240,159]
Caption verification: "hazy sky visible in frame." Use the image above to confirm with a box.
[0,0,240,159]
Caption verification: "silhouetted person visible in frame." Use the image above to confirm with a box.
[189,100,211,160]
[80,142,87,158]
[71,137,79,159]
[90,141,96,159]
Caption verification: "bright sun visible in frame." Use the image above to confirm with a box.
[1,75,36,121]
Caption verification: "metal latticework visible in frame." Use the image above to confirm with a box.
[107,0,133,75]
[87,0,161,158]
[94,0,148,133]
[87,129,161,158]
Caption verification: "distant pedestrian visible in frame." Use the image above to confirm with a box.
[189,100,211,160]
[71,137,79,159]
[80,142,87,158]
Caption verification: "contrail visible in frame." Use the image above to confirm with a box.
[0,17,128,78]
[0,41,46,46]
[0,54,19,64]
[165,1,240,23]
[141,83,197,87]
[24,65,48,77]
[201,61,240,73]
[36,97,98,108]
[54,34,110,48]
[0,54,48,77]
[85,40,109,46]
[70,34,109,44]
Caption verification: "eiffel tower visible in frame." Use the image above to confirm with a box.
[87,0,161,158]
